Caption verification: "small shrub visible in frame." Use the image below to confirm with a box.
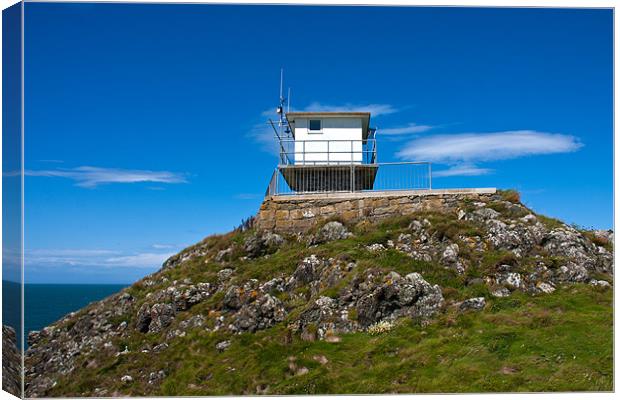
[500,189,521,204]
[581,230,613,251]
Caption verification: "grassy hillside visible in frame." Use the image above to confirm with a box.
[26,191,613,396]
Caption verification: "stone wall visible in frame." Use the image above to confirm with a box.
[255,189,498,234]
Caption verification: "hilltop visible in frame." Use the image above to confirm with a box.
[24,190,613,396]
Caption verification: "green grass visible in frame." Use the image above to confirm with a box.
[48,285,612,396]
[41,213,613,396]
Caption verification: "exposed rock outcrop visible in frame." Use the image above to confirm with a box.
[3,325,21,397]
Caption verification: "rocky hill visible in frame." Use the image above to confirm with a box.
[24,190,613,396]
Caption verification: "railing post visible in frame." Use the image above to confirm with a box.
[327,140,330,165]
[350,164,355,192]
[428,163,432,190]
[351,140,353,163]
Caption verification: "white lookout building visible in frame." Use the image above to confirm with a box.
[266,77,431,195]
[285,112,374,165]
[270,110,380,194]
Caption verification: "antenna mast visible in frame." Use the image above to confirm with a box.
[276,68,291,139]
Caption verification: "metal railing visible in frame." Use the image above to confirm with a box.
[278,139,377,166]
[266,162,432,196]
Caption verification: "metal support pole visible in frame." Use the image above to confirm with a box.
[428,163,432,190]
[350,164,355,192]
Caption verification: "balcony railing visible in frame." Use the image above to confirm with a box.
[277,138,377,166]
[266,161,432,196]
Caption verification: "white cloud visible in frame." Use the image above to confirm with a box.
[247,122,280,155]
[300,102,398,117]
[103,252,175,268]
[381,123,434,135]
[25,248,175,269]
[433,164,493,177]
[25,166,188,188]
[151,244,175,250]
[396,130,582,163]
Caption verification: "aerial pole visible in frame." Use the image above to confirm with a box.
[272,68,292,164]
[276,68,290,139]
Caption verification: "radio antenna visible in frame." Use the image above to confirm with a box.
[276,68,291,138]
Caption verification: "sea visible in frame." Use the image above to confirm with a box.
[3,281,127,348]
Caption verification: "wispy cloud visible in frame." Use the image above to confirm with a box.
[299,102,399,117]
[151,244,175,250]
[433,164,493,177]
[25,248,174,269]
[25,166,188,188]
[103,252,175,268]
[26,248,121,267]
[247,122,279,154]
[381,123,434,135]
[397,130,582,163]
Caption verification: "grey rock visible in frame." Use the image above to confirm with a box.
[366,243,386,252]
[441,243,459,264]
[311,221,352,244]
[520,214,537,224]
[2,325,21,397]
[152,343,168,352]
[459,297,486,312]
[216,340,231,352]
[556,262,589,283]
[260,277,285,294]
[466,207,501,223]
[536,282,556,294]
[291,255,323,285]
[244,231,285,258]
[215,247,234,262]
[490,287,511,297]
[496,272,523,290]
[148,303,175,333]
[590,279,611,288]
[217,268,234,283]
[148,370,166,385]
[223,285,243,310]
[230,294,286,333]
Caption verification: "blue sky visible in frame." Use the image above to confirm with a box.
[22,4,612,284]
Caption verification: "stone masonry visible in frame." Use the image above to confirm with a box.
[255,189,497,234]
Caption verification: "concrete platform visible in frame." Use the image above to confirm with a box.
[266,188,497,202]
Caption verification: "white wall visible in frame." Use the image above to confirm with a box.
[293,117,364,164]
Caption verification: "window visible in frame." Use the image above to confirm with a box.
[308,119,322,132]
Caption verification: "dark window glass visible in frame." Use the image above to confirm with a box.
[309,119,322,131]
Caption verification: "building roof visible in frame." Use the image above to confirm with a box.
[285,112,372,140]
